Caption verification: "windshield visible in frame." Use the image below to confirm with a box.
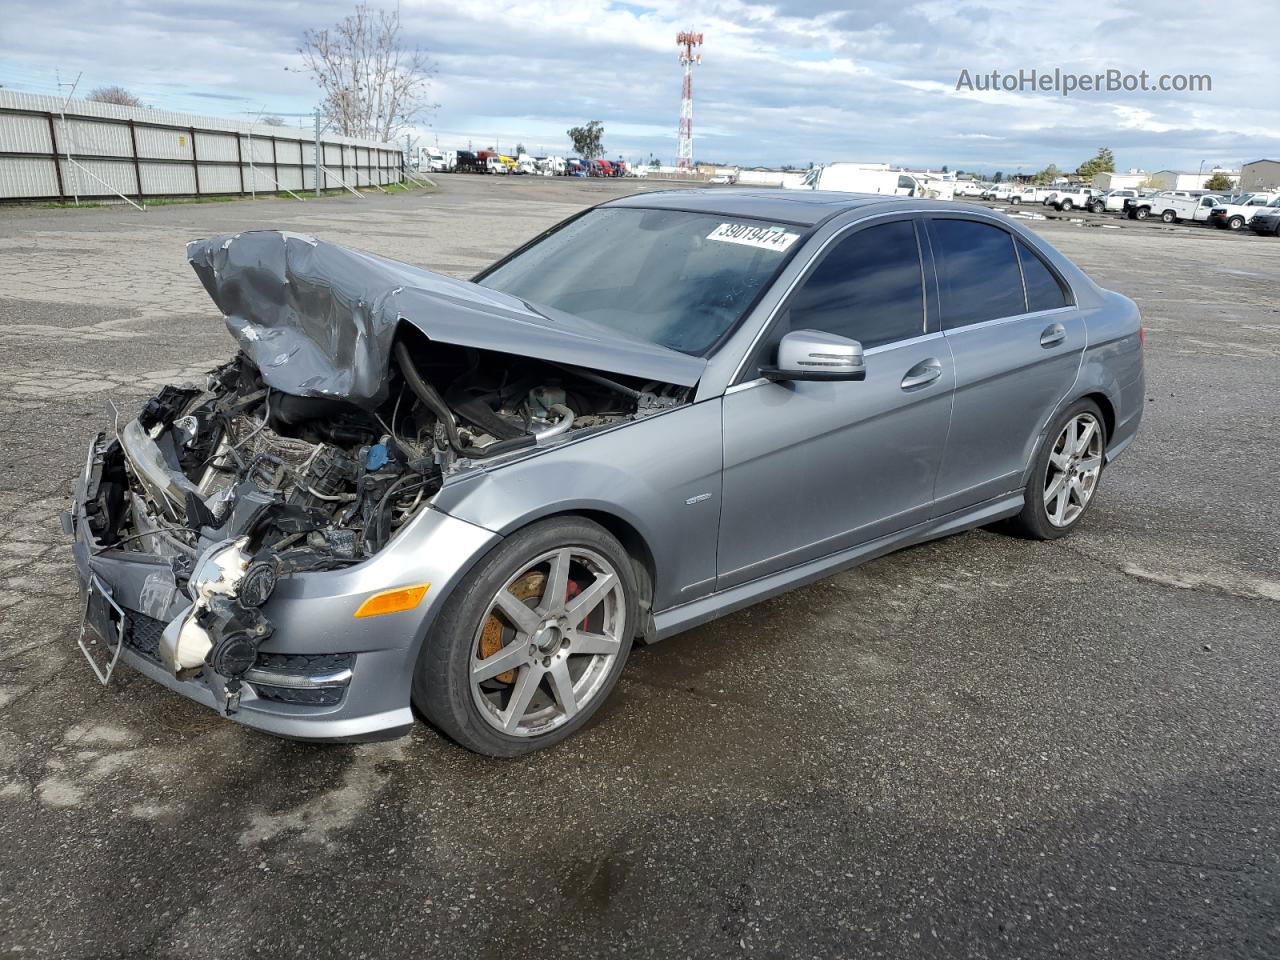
[478,207,803,355]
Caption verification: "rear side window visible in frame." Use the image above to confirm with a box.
[930,219,1026,328]
[787,220,925,349]
[1016,239,1068,312]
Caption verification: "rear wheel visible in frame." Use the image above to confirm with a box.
[413,517,637,756]
[1007,399,1106,540]
[1161,210,1176,223]
[1060,198,1074,211]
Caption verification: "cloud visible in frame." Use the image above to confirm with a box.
[4,0,1278,171]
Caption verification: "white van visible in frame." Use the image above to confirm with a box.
[790,164,923,196]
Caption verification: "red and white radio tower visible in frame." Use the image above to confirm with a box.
[676,31,703,170]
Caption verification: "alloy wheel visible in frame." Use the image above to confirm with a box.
[469,547,625,737]
[1043,412,1103,528]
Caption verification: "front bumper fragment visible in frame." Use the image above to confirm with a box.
[70,439,501,741]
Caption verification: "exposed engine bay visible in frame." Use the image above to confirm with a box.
[90,337,686,570]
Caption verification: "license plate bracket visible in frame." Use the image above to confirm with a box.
[79,574,126,685]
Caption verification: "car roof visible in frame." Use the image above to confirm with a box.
[602,188,1011,227]
[602,188,926,226]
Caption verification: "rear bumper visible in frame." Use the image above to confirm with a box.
[69,440,500,741]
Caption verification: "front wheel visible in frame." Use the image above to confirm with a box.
[1089,201,1104,214]
[413,517,638,756]
[1006,400,1107,540]
[1227,216,1245,230]
[1134,207,1150,220]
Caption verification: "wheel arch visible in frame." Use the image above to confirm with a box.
[1079,390,1116,443]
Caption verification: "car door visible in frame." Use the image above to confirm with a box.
[926,216,1085,515]
[716,216,955,590]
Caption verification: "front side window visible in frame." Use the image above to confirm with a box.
[930,219,1026,328]
[785,220,925,349]
[478,207,800,355]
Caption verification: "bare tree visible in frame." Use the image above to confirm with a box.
[87,86,143,106]
[299,3,436,143]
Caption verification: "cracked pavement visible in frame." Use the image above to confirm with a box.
[0,177,1277,958]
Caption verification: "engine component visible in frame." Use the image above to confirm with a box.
[204,596,273,678]
[160,537,253,673]
[238,557,279,608]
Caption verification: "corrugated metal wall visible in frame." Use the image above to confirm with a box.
[0,90,404,202]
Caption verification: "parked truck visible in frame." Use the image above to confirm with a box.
[1127,192,1224,223]
[419,149,457,173]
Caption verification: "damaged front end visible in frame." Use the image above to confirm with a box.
[70,230,698,733]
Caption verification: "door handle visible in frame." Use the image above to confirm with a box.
[901,358,943,390]
[1040,322,1067,347]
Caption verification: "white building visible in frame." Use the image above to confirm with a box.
[1148,168,1239,191]
[1091,170,1149,191]
[1240,159,1280,191]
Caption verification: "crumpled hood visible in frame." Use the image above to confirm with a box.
[187,230,706,409]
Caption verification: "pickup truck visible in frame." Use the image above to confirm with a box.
[1044,186,1094,211]
[1247,200,1280,236]
[1207,193,1279,230]
[1087,189,1138,213]
[1128,192,1224,223]
[980,184,1013,201]
[1007,185,1055,204]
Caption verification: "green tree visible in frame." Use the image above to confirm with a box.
[1076,147,1115,179]
[941,164,949,173]
[993,171,1004,183]
[566,121,604,159]
[1032,163,1060,185]
[515,143,526,155]
[1204,172,1233,191]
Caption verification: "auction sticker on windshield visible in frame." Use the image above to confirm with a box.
[707,223,801,252]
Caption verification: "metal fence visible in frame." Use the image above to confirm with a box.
[0,90,404,203]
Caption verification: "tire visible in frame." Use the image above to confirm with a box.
[1161,210,1176,223]
[1060,198,1074,211]
[1089,202,1104,214]
[1134,207,1150,220]
[1228,216,1245,231]
[413,516,638,756]
[1010,196,1021,205]
[1006,399,1107,541]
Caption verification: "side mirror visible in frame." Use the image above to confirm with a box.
[759,329,866,383]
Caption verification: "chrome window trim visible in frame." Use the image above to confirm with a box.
[940,304,1075,336]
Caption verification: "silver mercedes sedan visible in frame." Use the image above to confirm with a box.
[69,190,1144,755]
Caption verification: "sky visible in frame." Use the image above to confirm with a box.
[2,0,1278,174]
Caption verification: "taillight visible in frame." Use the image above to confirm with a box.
[1138,326,1145,347]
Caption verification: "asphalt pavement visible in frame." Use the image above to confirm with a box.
[0,175,1276,959]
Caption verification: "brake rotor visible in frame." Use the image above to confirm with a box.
[478,570,546,684]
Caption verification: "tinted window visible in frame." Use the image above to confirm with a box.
[930,219,1025,328]
[1016,239,1068,312]
[787,220,924,349]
